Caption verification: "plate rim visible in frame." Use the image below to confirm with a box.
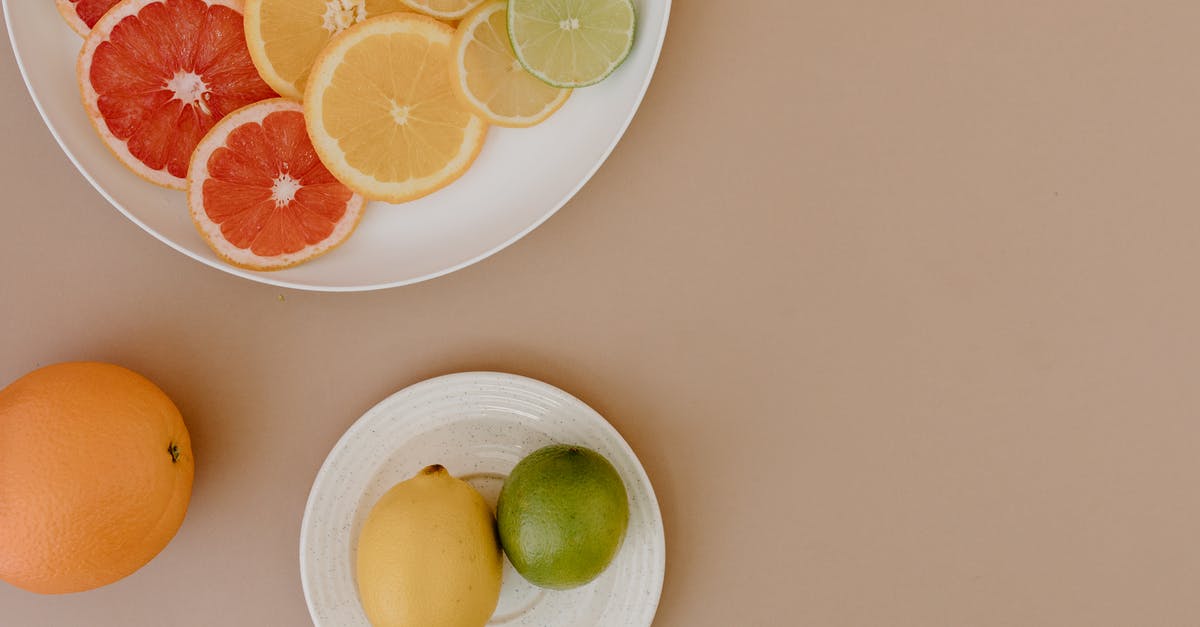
[2,0,672,292]
[297,371,666,625]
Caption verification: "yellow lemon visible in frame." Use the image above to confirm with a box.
[356,465,502,627]
[450,1,571,127]
[304,13,488,203]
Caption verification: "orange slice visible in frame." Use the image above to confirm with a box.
[78,0,278,190]
[450,1,570,127]
[55,0,121,36]
[304,13,488,203]
[187,99,365,270]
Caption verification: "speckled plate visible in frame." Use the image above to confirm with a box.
[299,372,665,626]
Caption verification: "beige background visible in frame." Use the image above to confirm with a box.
[4,2,1200,625]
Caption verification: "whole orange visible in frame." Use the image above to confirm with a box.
[0,362,194,594]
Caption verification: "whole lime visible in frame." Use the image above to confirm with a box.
[497,445,630,590]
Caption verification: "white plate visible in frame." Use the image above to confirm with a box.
[299,372,666,626]
[2,1,670,291]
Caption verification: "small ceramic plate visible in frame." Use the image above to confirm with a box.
[2,1,670,291]
[299,372,665,626]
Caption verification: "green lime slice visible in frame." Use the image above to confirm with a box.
[507,0,637,88]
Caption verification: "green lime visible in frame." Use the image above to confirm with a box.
[507,0,637,88]
[496,444,630,589]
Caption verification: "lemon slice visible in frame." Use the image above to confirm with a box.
[507,0,635,88]
[304,13,489,203]
[244,0,407,100]
[400,0,484,20]
[451,1,571,127]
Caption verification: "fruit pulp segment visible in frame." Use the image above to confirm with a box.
[66,0,122,29]
[362,0,408,16]
[202,110,354,256]
[89,0,276,180]
[323,32,472,182]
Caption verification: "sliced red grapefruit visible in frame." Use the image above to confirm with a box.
[78,0,278,190]
[56,0,121,36]
[187,99,365,270]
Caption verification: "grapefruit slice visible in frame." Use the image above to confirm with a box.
[78,0,278,190]
[56,0,121,36]
[188,99,365,270]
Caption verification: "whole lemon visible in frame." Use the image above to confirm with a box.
[497,445,629,590]
[0,362,194,594]
[356,465,502,627]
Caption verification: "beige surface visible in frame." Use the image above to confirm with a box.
[4,2,1200,625]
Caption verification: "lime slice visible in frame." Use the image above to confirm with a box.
[507,0,636,88]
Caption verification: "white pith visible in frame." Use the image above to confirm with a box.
[166,71,212,115]
[321,0,365,34]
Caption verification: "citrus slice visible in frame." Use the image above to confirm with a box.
[244,0,408,100]
[55,0,121,36]
[399,0,484,20]
[304,13,488,203]
[187,99,365,270]
[450,1,570,127]
[78,0,278,190]
[507,0,636,88]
